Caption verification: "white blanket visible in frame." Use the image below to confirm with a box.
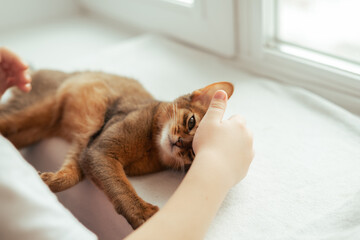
[19,35,360,239]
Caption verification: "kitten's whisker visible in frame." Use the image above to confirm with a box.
[175,103,178,124]
[167,105,172,119]
[180,158,185,174]
[176,158,180,170]
[172,103,177,135]
[178,158,184,173]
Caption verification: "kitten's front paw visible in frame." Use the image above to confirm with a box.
[40,172,55,184]
[40,172,59,192]
[128,202,159,229]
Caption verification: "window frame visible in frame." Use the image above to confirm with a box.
[236,0,360,114]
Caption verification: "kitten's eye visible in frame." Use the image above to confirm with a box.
[188,115,196,131]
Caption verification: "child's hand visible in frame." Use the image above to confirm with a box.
[193,90,254,187]
[0,47,31,97]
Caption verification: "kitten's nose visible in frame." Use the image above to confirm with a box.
[175,137,184,148]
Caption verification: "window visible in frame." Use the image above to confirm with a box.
[275,0,360,75]
[238,0,360,114]
[165,0,194,6]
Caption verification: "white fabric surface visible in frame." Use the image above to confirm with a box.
[0,136,97,240]
[61,35,360,240]
[1,34,359,239]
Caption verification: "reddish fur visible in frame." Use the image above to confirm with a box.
[0,70,233,229]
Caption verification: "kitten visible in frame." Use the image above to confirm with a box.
[0,70,233,229]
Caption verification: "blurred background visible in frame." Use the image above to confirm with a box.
[0,0,359,114]
[0,0,138,68]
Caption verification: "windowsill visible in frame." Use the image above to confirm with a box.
[273,42,360,76]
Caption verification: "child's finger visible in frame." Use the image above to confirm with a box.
[18,71,32,83]
[1,48,28,70]
[14,71,32,92]
[202,90,228,123]
[16,82,32,92]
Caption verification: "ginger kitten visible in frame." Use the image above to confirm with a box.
[0,70,233,229]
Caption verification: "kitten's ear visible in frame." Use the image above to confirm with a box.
[190,82,234,107]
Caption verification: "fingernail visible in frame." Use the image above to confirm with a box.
[214,90,227,100]
[25,72,31,81]
[24,83,32,92]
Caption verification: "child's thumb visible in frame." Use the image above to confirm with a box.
[203,90,228,122]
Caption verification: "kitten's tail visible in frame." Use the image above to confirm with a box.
[0,70,70,148]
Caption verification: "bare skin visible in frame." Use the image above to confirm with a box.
[126,90,254,240]
[0,49,254,239]
[0,47,31,97]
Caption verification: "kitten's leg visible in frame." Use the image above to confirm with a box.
[81,150,159,229]
[40,142,84,192]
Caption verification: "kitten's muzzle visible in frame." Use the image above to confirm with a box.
[168,135,184,148]
[175,137,184,148]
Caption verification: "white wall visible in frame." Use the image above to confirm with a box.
[77,0,235,57]
[0,0,79,31]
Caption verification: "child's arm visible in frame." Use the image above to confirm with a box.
[126,90,254,240]
[0,47,31,97]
